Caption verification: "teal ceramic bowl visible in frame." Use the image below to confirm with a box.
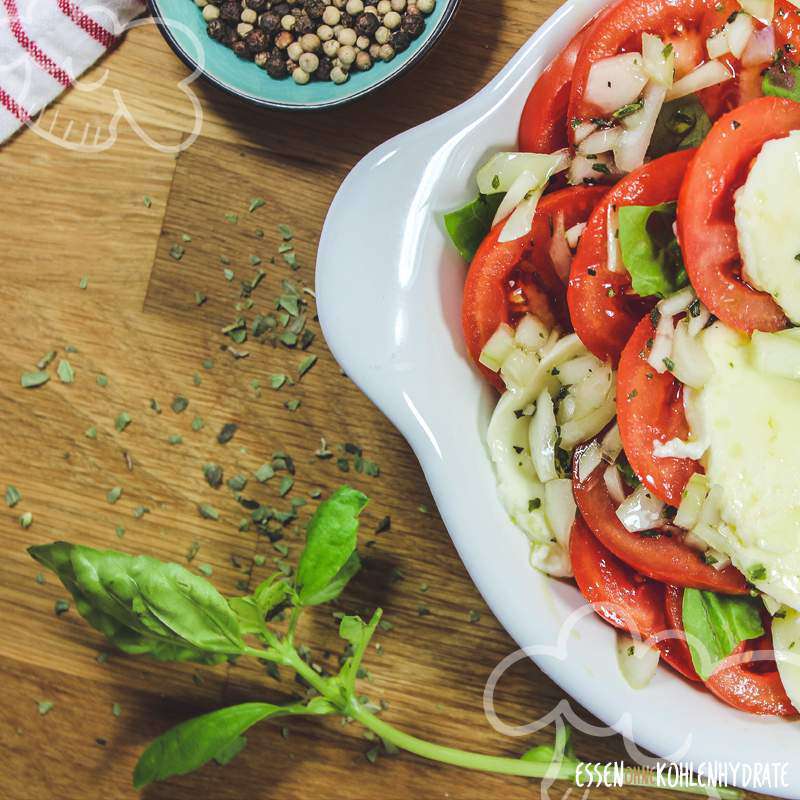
[147,0,460,110]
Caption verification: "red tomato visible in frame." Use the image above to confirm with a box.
[572,441,747,592]
[567,149,694,365]
[774,0,800,52]
[616,314,699,507]
[677,97,800,333]
[518,24,590,153]
[567,0,710,132]
[570,515,666,638]
[462,186,607,389]
[660,585,702,681]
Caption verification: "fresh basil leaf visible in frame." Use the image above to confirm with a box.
[337,609,382,694]
[29,542,245,657]
[763,51,800,102]
[682,589,765,680]
[229,574,291,634]
[618,202,687,298]
[133,701,317,788]
[648,94,711,158]
[297,551,360,606]
[444,193,504,262]
[295,486,367,605]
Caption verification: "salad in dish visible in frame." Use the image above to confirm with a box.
[446,0,800,716]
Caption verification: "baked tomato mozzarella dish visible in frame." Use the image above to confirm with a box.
[445,0,800,714]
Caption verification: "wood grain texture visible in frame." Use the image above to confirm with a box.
[0,3,770,799]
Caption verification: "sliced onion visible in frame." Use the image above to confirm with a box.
[577,440,603,482]
[499,185,546,243]
[566,222,586,249]
[687,302,711,336]
[604,464,626,504]
[500,347,540,390]
[642,32,675,87]
[742,24,776,66]
[658,286,695,317]
[763,594,783,616]
[544,478,577,549]
[739,0,775,23]
[601,423,622,463]
[548,210,572,282]
[530,541,573,578]
[707,549,731,571]
[530,388,558,482]
[585,52,649,114]
[567,153,615,186]
[477,150,570,195]
[515,313,550,352]
[653,436,708,460]
[730,13,756,58]
[479,322,515,372]
[573,121,597,145]
[616,484,666,532]
[578,126,622,155]
[492,170,539,226]
[560,394,616,450]
[557,354,603,386]
[706,28,730,59]
[646,311,675,374]
[606,203,622,272]
[670,317,713,388]
[674,472,710,530]
[569,363,614,420]
[617,632,660,689]
[666,60,733,101]
[613,82,667,173]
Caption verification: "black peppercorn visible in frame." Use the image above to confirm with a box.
[273,2,290,16]
[245,0,268,11]
[339,11,353,27]
[232,39,252,58]
[294,11,314,34]
[266,49,288,78]
[391,29,411,52]
[219,0,240,21]
[246,28,270,52]
[354,12,378,36]
[222,25,239,45]
[315,54,332,80]
[258,10,280,30]
[304,0,325,18]
[206,19,225,40]
[401,10,424,38]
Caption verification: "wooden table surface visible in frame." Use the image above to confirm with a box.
[0,3,769,799]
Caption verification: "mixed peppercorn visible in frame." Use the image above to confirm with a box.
[195,0,437,85]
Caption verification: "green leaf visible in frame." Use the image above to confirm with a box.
[648,94,711,158]
[229,575,291,634]
[682,589,765,680]
[337,609,382,695]
[28,542,245,660]
[133,701,314,788]
[443,193,504,262]
[5,485,21,508]
[295,486,368,605]
[618,202,687,299]
[298,551,360,606]
[763,52,800,103]
[57,359,75,384]
[21,371,50,388]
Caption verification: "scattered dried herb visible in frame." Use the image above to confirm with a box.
[57,359,75,384]
[5,485,21,508]
[21,371,49,388]
[217,423,238,445]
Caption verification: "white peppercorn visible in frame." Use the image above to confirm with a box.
[322,5,341,23]
[355,50,372,69]
[376,0,391,14]
[333,22,343,32]
[287,40,304,60]
[241,7,257,23]
[364,4,377,13]
[292,66,311,83]
[383,10,400,28]
[337,26,357,45]
[338,44,356,64]
[356,34,369,49]
[322,38,339,56]
[280,13,295,28]
[332,0,346,7]
[390,0,405,10]
[195,0,208,7]
[237,21,254,35]
[345,0,363,13]
[416,0,433,11]
[298,52,319,72]
[300,32,320,50]
[202,3,220,19]
[330,65,348,83]
[317,23,334,39]
[378,42,394,60]
[374,25,390,44]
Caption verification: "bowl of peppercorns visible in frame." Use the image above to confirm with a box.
[148,0,458,109]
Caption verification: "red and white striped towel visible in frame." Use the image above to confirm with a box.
[0,0,145,142]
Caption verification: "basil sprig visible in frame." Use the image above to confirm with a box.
[443,193,504,262]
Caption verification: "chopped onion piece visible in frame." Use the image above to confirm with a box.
[530,388,558,482]
[567,153,615,185]
[544,478,577,549]
[706,28,730,59]
[492,170,539,226]
[728,12,756,58]
[498,184,546,243]
[616,484,666,532]
[601,423,622,463]
[707,549,731,571]
[658,286,695,317]
[742,24,775,67]
[585,52,649,114]
[577,440,603,482]
[548,210,572,282]
[642,32,675,87]
[560,394,616,450]
[566,222,586,249]
[606,203,622,272]
[479,322,515,372]
[617,632,660,689]
[604,464,626,504]
[653,436,708,460]
[670,317,713,388]
[687,302,711,336]
[557,354,603,386]
[764,595,783,616]
[646,311,675,374]
[613,82,667,173]
[739,0,775,23]
[573,122,597,144]
[515,313,550,352]
[500,347,539,390]
[578,126,622,155]
[666,60,733,101]
[477,150,570,195]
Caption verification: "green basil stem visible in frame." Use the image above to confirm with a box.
[279,644,740,799]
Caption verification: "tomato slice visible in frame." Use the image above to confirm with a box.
[660,585,702,681]
[570,515,666,638]
[568,0,710,133]
[462,186,607,389]
[616,313,699,507]
[567,149,694,365]
[573,441,747,593]
[518,24,590,153]
[774,0,800,52]
[677,97,800,333]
